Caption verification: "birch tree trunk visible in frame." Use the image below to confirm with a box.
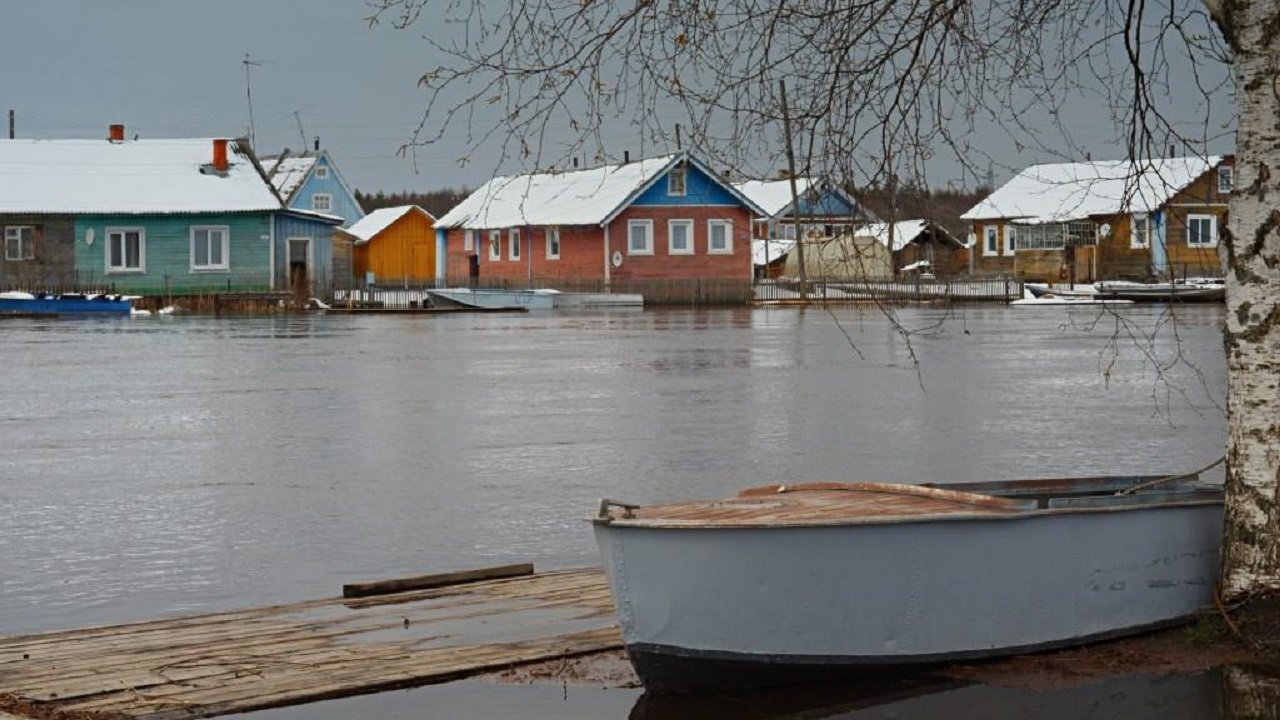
[1213,0,1280,601]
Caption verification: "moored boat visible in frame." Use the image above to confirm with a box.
[0,291,134,316]
[593,472,1223,693]
[1011,288,1133,307]
[1093,279,1225,302]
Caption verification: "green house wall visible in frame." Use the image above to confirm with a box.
[73,213,272,295]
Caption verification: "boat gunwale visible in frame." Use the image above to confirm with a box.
[592,483,1223,529]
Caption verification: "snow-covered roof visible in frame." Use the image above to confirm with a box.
[437,153,764,229]
[437,155,680,228]
[961,156,1221,223]
[0,138,281,214]
[752,237,796,266]
[341,205,433,243]
[852,220,951,252]
[260,154,317,201]
[734,178,815,218]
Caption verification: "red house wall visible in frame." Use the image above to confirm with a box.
[443,205,753,284]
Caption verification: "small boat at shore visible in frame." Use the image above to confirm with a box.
[593,471,1223,694]
[1025,282,1099,298]
[0,291,133,316]
[1094,279,1225,302]
[1011,288,1133,307]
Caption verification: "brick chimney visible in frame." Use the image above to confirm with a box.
[212,139,229,173]
[108,124,125,143]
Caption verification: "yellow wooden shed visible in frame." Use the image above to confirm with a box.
[344,205,437,283]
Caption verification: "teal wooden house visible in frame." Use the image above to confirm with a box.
[259,146,365,227]
[0,125,342,297]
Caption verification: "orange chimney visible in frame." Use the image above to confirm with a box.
[212,139,229,172]
[108,124,125,143]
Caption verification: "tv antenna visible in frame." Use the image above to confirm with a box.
[243,53,262,151]
[293,111,308,151]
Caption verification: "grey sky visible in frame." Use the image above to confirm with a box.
[2,1,1234,194]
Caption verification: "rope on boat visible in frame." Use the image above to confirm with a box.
[1115,455,1225,496]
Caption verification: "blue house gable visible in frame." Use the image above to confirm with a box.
[630,162,742,207]
[795,186,860,217]
[260,149,365,228]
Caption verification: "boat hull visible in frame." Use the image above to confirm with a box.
[1094,282,1225,302]
[0,297,133,315]
[426,288,556,310]
[594,496,1221,693]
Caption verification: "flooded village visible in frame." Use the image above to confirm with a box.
[4,2,1280,720]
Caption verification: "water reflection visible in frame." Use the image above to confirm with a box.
[630,669,1223,719]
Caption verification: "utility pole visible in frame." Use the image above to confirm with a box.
[780,80,808,299]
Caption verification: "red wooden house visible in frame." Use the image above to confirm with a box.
[434,153,765,299]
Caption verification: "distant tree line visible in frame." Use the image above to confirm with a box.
[355,188,472,219]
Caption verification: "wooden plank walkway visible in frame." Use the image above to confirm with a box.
[0,568,618,720]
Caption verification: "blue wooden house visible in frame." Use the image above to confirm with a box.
[258,147,365,227]
[0,126,341,297]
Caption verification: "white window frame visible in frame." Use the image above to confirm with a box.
[190,225,230,272]
[1002,225,1017,256]
[668,219,694,255]
[983,226,998,256]
[628,219,654,255]
[1218,166,1233,194]
[509,228,521,260]
[312,193,333,212]
[464,229,474,252]
[315,166,329,179]
[546,228,560,259]
[667,166,687,196]
[489,230,501,260]
[707,219,733,254]
[4,226,35,261]
[106,227,146,273]
[1187,214,1218,248]
[1130,213,1150,249]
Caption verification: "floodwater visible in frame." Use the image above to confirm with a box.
[0,304,1243,716]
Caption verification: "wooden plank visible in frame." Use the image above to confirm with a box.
[0,568,617,720]
[341,562,535,598]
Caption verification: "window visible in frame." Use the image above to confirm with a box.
[667,166,686,196]
[510,228,521,260]
[489,230,501,260]
[984,226,998,256]
[1003,225,1017,256]
[1131,214,1150,249]
[4,226,35,261]
[668,219,693,255]
[1218,166,1233,194]
[312,193,332,212]
[315,166,329,179]
[1187,214,1218,247]
[708,219,732,254]
[464,229,474,252]
[628,219,653,255]
[190,226,230,271]
[107,228,145,272]
[546,228,560,259]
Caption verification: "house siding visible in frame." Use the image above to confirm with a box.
[607,205,752,280]
[631,164,740,207]
[352,211,437,282]
[290,157,364,227]
[0,215,77,286]
[273,214,339,296]
[73,213,272,295]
